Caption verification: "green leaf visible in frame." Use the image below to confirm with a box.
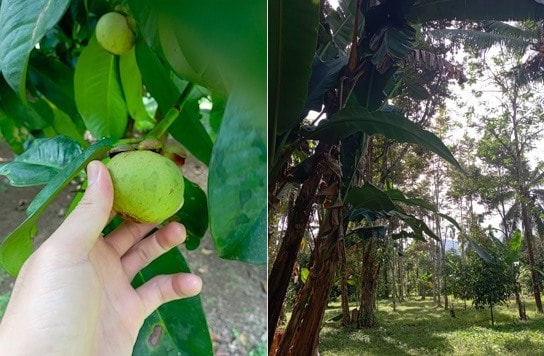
[132,248,212,355]
[466,235,493,263]
[0,77,52,130]
[0,136,82,187]
[269,0,320,135]
[301,267,309,284]
[385,188,437,211]
[74,36,127,139]
[0,106,29,154]
[0,138,115,276]
[172,178,208,251]
[505,230,522,265]
[155,0,266,93]
[345,183,397,211]
[0,0,71,97]
[134,42,180,116]
[305,107,462,171]
[169,98,213,166]
[50,107,88,148]
[208,87,266,264]
[119,48,152,123]
[28,54,79,118]
[135,42,213,165]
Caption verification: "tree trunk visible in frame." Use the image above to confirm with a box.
[520,202,544,313]
[268,143,331,347]
[276,151,342,355]
[339,233,351,325]
[359,236,382,328]
[490,304,495,326]
[515,288,527,321]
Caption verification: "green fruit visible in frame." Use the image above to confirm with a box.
[106,150,184,223]
[95,12,135,55]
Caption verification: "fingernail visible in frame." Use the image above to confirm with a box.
[87,161,99,186]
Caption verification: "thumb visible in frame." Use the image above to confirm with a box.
[50,160,114,251]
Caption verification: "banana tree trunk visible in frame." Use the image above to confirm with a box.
[359,236,382,328]
[268,143,331,347]
[276,152,342,355]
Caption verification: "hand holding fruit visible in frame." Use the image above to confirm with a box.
[0,161,201,355]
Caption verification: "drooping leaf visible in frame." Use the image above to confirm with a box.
[302,56,347,116]
[385,188,437,212]
[208,87,266,264]
[172,178,208,251]
[169,98,213,166]
[0,136,82,187]
[119,48,152,123]
[304,107,462,171]
[74,36,128,139]
[345,183,397,211]
[132,248,212,355]
[505,230,522,265]
[0,138,116,276]
[0,0,71,97]
[370,23,416,74]
[318,0,362,60]
[466,235,494,263]
[134,41,179,116]
[350,225,387,240]
[270,0,320,136]
[135,42,213,165]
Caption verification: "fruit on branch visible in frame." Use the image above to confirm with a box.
[106,150,184,223]
[95,12,135,55]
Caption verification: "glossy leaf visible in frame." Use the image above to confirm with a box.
[132,248,212,355]
[0,136,82,187]
[135,42,213,165]
[305,107,462,171]
[28,54,79,118]
[119,48,152,123]
[208,87,266,264]
[50,107,88,147]
[134,42,179,115]
[0,0,71,97]
[344,183,397,211]
[172,178,208,251]
[270,0,320,135]
[0,139,115,276]
[74,36,127,139]
[169,98,213,166]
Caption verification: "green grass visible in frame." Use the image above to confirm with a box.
[315,298,544,355]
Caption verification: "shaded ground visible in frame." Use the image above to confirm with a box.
[0,141,267,355]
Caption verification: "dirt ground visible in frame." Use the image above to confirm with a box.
[0,140,267,355]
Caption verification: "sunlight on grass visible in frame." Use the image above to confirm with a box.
[311,298,544,355]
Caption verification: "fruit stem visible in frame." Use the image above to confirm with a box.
[146,82,196,140]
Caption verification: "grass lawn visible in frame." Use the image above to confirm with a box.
[315,298,544,355]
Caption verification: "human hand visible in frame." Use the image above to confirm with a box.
[0,160,202,355]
